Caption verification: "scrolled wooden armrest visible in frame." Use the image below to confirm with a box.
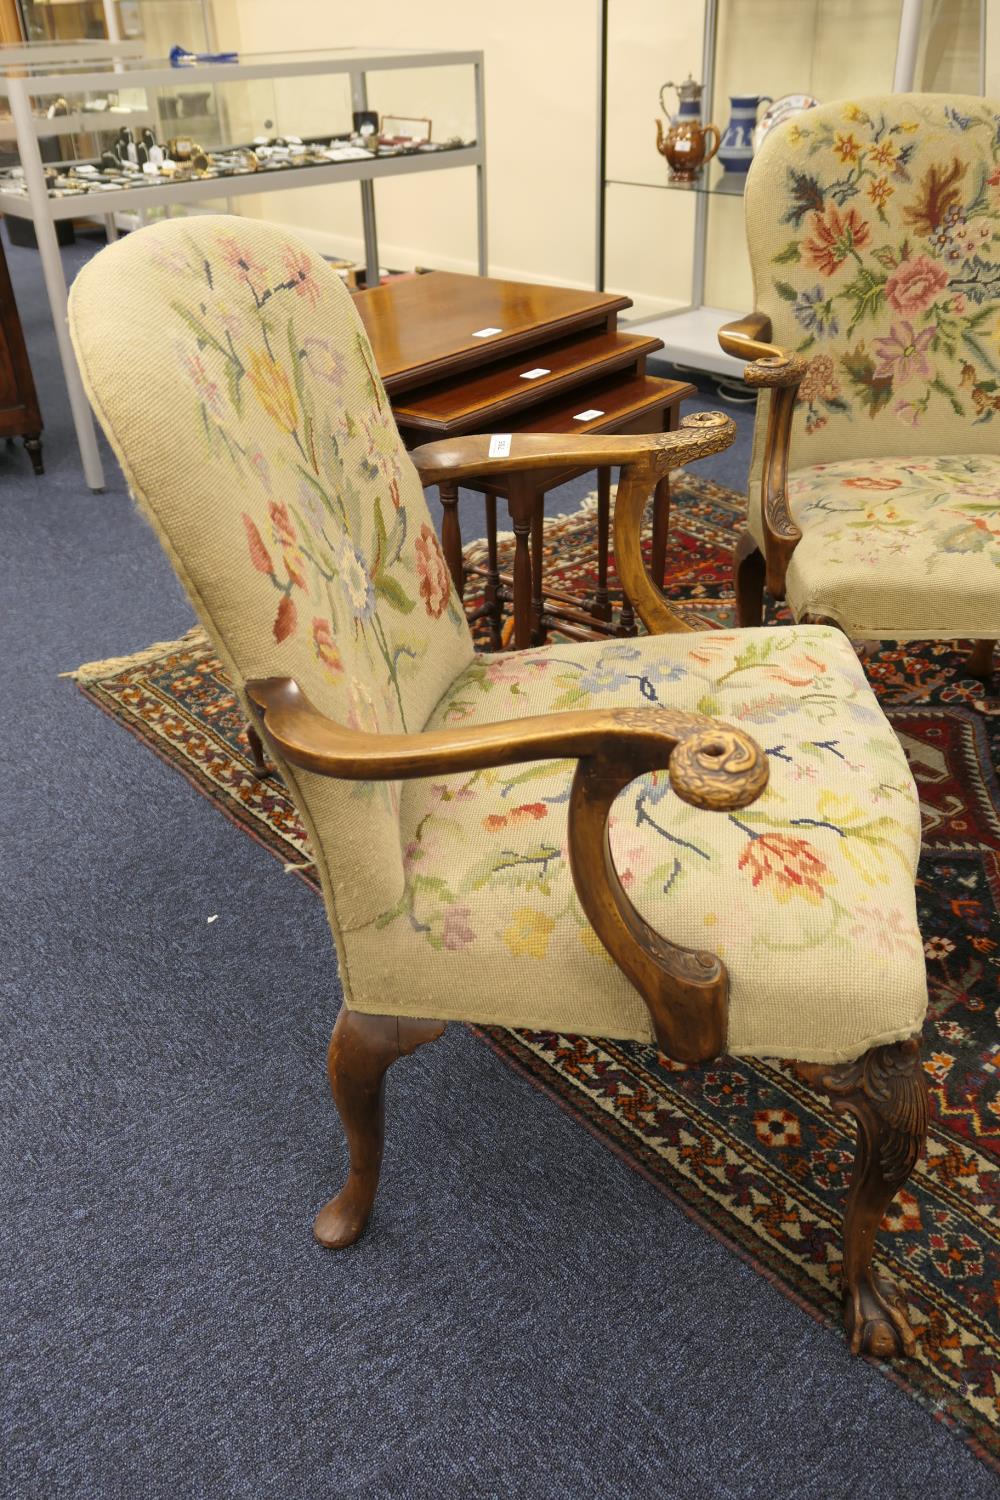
[247,675,769,1063]
[412,412,737,638]
[718,314,804,597]
[409,410,735,487]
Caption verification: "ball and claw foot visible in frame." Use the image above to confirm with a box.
[845,1271,917,1359]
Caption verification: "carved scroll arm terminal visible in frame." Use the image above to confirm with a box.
[246,677,769,1064]
[719,313,807,600]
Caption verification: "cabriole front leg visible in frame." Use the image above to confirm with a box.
[802,1038,928,1358]
[315,1007,446,1249]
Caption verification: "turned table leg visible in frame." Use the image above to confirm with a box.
[439,480,464,600]
[484,492,503,650]
[531,497,546,644]
[650,472,670,592]
[506,476,535,651]
[591,466,613,623]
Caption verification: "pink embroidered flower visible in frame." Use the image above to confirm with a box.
[242,513,274,575]
[183,352,225,417]
[284,244,320,306]
[303,336,346,388]
[872,321,935,386]
[885,254,949,316]
[442,905,475,951]
[273,593,297,644]
[738,834,833,905]
[415,522,451,618]
[312,618,343,679]
[268,499,307,590]
[848,904,918,955]
[893,398,922,428]
[218,234,266,290]
[803,205,871,276]
[843,475,903,490]
[509,803,547,823]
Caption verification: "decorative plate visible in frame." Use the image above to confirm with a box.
[754,93,819,150]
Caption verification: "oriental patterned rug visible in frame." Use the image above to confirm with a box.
[71,475,1000,1473]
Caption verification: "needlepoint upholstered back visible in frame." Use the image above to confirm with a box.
[745,93,1000,477]
[69,217,474,933]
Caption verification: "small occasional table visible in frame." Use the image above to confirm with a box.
[354,271,691,648]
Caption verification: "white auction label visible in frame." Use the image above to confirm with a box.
[473,326,503,338]
[519,367,550,380]
[573,409,605,421]
[488,433,512,458]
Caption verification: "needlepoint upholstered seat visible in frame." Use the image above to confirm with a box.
[70,216,929,1361]
[720,94,1000,668]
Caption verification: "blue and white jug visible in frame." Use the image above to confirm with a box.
[718,94,772,174]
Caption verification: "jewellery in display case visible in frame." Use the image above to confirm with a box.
[0,125,474,200]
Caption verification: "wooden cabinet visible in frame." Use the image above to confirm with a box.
[0,233,42,474]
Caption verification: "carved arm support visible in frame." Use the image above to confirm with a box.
[412,410,738,635]
[719,313,807,599]
[246,676,769,1064]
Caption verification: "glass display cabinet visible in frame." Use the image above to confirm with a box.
[0,45,487,489]
[596,0,989,379]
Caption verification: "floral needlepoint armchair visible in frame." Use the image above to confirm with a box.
[721,94,1000,676]
[70,217,931,1359]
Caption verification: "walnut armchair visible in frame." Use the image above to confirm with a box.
[722,93,1000,678]
[69,215,930,1360]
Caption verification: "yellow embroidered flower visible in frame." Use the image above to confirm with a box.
[843,104,867,124]
[833,132,862,164]
[786,122,806,147]
[248,350,298,433]
[867,176,893,210]
[504,906,556,959]
[900,120,919,133]
[580,924,614,964]
[868,139,898,169]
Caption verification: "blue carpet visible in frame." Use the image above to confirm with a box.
[1,221,994,1499]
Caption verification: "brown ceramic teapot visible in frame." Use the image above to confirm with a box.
[655,76,720,182]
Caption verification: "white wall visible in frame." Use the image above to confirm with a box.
[213,0,599,289]
[206,0,992,316]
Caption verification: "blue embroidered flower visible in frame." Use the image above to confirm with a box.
[793,285,840,339]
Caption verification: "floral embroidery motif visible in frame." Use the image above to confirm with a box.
[375,629,923,973]
[786,454,1000,582]
[763,99,1000,436]
[167,226,468,746]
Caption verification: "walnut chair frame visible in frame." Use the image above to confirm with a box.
[719,314,995,678]
[248,415,928,1362]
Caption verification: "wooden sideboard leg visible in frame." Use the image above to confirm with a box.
[591,465,613,623]
[23,434,43,476]
[315,1008,446,1249]
[439,480,465,600]
[650,472,670,592]
[507,477,534,651]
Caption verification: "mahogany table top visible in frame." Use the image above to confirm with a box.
[353,271,631,395]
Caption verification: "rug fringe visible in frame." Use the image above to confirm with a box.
[63,625,210,683]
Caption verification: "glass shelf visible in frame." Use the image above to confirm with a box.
[606,165,746,199]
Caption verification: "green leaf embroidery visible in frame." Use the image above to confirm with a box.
[773,280,798,303]
[773,239,801,264]
[374,574,416,613]
[841,266,887,335]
